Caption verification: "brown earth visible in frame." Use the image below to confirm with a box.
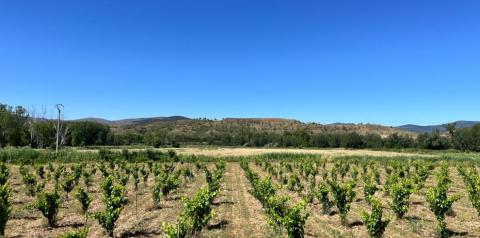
[6,159,479,237]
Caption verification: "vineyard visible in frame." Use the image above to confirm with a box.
[0,150,480,237]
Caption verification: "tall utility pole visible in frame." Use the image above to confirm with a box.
[55,104,64,153]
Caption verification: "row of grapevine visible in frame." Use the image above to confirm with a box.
[241,161,309,238]
[254,158,465,238]
[162,162,226,238]
[4,159,209,237]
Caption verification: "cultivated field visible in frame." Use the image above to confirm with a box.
[164,147,433,158]
[77,147,433,158]
[1,149,480,237]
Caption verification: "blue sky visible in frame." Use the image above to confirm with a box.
[1,0,479,126]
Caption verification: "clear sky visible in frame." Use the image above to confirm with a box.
[1,1,479,126]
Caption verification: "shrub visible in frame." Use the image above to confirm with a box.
[363,175,378,202]
[53,165,65,185]
[181,167,194,182]
[328,179,356,225]
[116,171,129,186]
[287,173,304,192]
[75,188,91,214]
[205,163,225,192]
[389,179,413,218]
[181,187,216,232]
[334,162,350,179]
[72,164,83,185]
[412,164,431,192]
[163,221,188,238]
[264,196,309,238]
[93,176,127,237]
[304,188,316,204]
[317,183,331,214]
[36,165,45,179]
[132,169,140,191]
[153,173,180,205]
[141,168,149,184]
[281,200,309,238]
[62,174,76,199]
[163,187,217,238]
[362,197,390,238]
[426,166,460,237]
[0,163,9,185]
[265,195,289,226]
[459,167,480,216]
[0,184,11,236]
[467,180,480,216]
[373,170,381,185]
[21,170,37,196]
[34,189,61,227]
[57,228,88,238]
[383,173,398,196]
[82,170,92,187]
[253,176,276,205]
[99,163,109,178]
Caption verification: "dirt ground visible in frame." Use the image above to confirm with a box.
[249,161,480,238]
[5,162,273,238]
[6,163,207,238]
[5,159,480,237]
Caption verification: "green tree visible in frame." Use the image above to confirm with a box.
[69,121,112,146]
[0,104,29,147]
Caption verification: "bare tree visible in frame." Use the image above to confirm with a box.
[59,126,70,149]
[55,104,69,152]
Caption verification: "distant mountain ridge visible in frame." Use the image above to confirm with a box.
[395,121,480,133]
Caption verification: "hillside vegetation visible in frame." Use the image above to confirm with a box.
[110,117,412,138]
[2,102,480,152]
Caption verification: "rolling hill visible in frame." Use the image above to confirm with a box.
[75,116,480,136]
[75,116,413,137]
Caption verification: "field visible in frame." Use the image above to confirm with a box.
[156,147,433,158]
[77,147,433,158]
[1,148,480,237]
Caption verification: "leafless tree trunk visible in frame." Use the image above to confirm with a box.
[27,107,43,148]
[55,104,64,153]
[60,126,70,148]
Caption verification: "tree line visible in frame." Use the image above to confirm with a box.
[1,103,480,151]
[140,124,480,151]
[0,103,112,148]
